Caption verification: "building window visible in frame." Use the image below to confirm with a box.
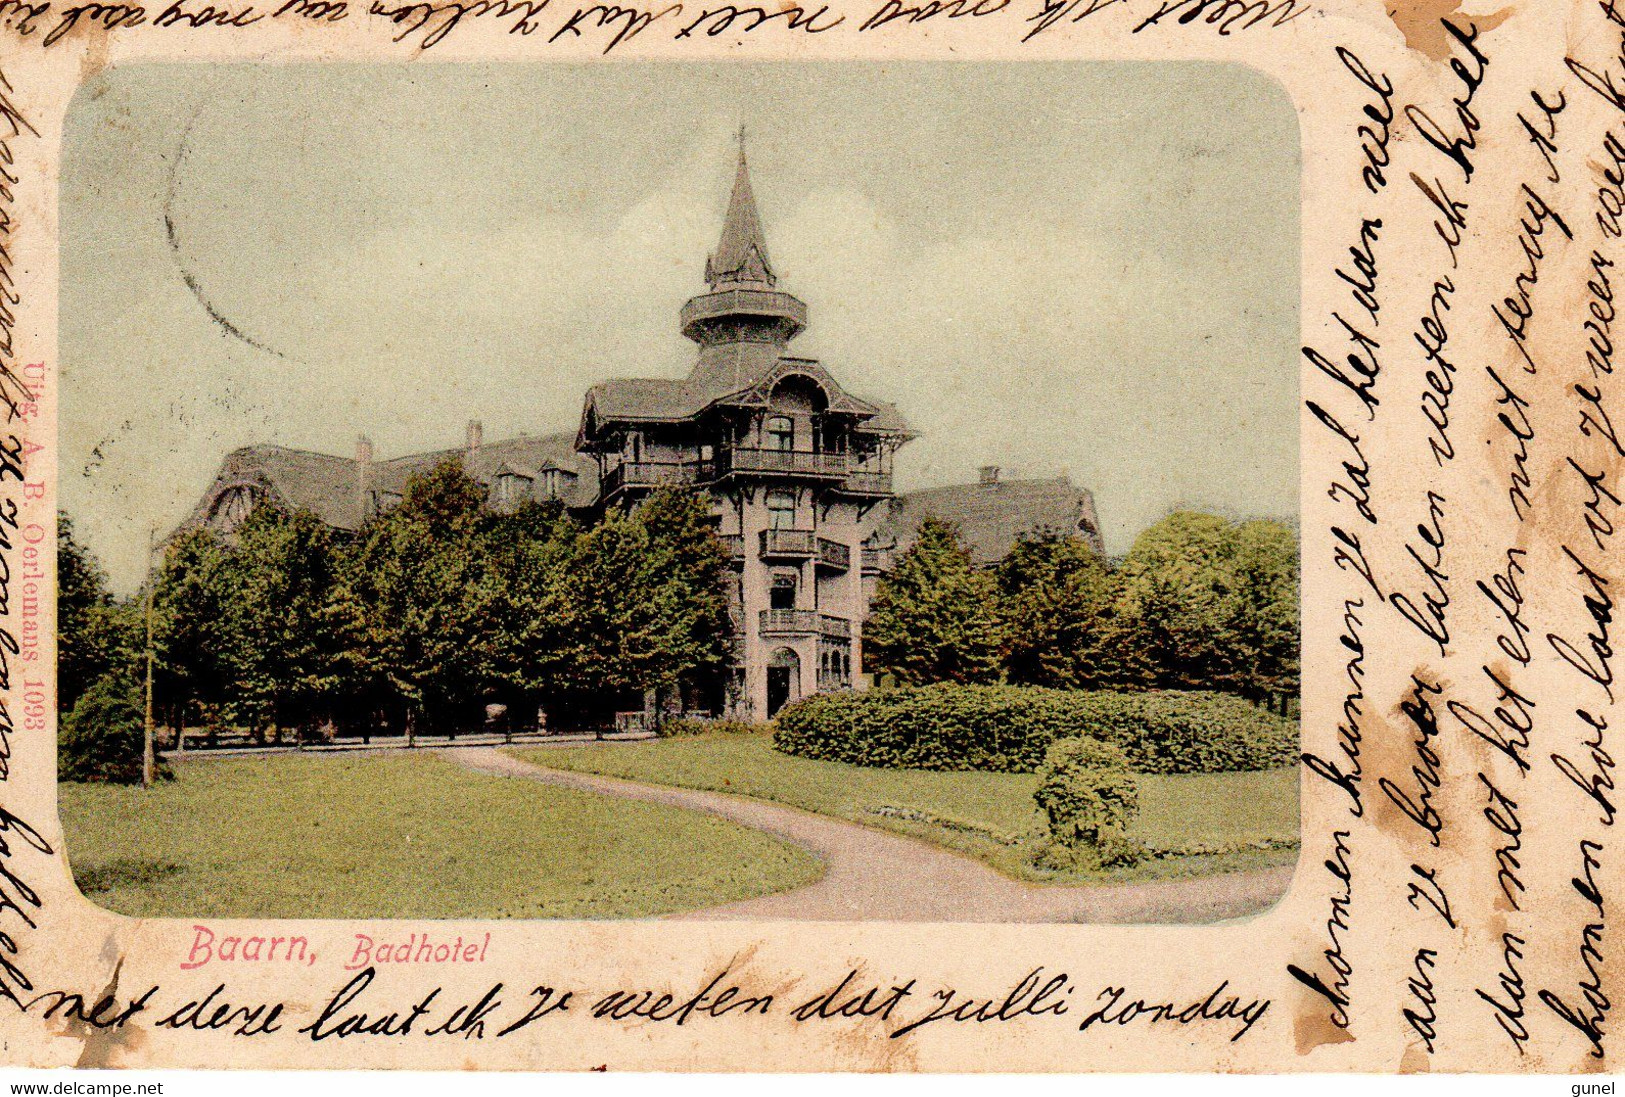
[765,415,794,451]
[770,573,797,610]
[767,489,796,529]
[494,473,532,511]
[209,485,260,533]
[818,645,852,690]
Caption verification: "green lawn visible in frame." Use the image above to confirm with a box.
[513,734,1300,884]
[58,752,821,919]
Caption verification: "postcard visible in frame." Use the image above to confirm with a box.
[0,0,1615,1072]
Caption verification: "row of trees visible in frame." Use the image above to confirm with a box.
[59,463,733,740]
[60,467,1298,755]
[864,512,1299,707]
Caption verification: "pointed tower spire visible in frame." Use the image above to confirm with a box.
[681,136,807,348]
[704,134,776,289]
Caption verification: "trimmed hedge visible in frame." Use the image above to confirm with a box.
[772,683,1296,774]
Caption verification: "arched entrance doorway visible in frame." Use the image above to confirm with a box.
[767,647,801,717]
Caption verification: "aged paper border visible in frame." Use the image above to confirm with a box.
[0,0,1618,1072]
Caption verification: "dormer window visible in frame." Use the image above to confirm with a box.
[494,472,532,511]
[765,415,794,451]
[542,468,580,500]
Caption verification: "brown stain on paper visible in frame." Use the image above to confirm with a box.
[1292,995,1358,1055]
[1385,0,1513,62]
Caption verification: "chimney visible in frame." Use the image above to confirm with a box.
[466,419,483,455]
[979,465,1001,485]
[356,436,373,524]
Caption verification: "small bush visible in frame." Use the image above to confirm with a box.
[772,683,1295,774]
[75,858,184,895]
[59,671,169,784]
[658,716,765,738]
[1033,737,1141,867]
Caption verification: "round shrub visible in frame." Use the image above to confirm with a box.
[772,683,1295,774]
[59,671,167,784]
[1034,736,1140,866]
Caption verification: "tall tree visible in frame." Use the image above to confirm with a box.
[548,489,732,707]
[865,517,1004,685]
[218,506,358,738]
[151,526,232,727]
[1115,510,1239,692]
[997,532,1146,690]
[632,487,734,702]
[349,460,502,733]
[484,499,576,707]
[56,511,118,713]
[1222,519,1300,705]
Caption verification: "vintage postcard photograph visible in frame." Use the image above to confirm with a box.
[53,61,1301,927]
[4,0,1612,1069]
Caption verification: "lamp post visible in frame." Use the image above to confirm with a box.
[142,525,156,789]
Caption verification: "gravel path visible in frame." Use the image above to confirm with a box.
[451,747,1294,924]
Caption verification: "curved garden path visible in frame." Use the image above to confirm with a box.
[450,746,1293,924]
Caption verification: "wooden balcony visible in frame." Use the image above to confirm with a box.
[716,534,746,563]
[861,546,893,574]
[819,614,852,640]
[680,288,808,340]
[759,528,817,558]
[757,609,852,639]
[760,608,819,635]
[816,537,851,571]
[600,459,704,498]
[717,447,849,480]
[839,469,894,497]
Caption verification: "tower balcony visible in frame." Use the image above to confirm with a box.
[760,528,816,558]
[815,537,850,571]
[837,469,894,498]
[716,447,849,481]
[819,614,852,640]
[759,608,819,635]
[681,288,807,343]
[717,533,746,563]
[758,609,853,639]
[600,459,705,499]
[861,546,893,574]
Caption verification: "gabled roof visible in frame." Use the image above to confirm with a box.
[182,445,369,532]
[581,377,704,425]
[184,433,600,536]
[857,400,911,435]
[579,349,914,443]
[880,475,1105,563]
[369,434,597,505]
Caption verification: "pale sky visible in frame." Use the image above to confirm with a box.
[60,62,1300,593]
